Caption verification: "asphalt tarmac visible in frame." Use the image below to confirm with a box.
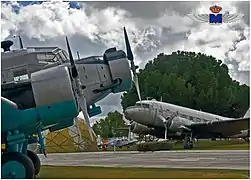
[39,150,250,170]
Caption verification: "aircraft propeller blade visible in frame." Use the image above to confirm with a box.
[65,36,94,141]
[66,37,78,78]
[133,74,142,102]
[18,36,24,49]
[76,93,94,141]
[123,27,142,103]
[158,114,176,140]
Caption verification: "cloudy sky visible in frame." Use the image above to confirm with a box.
[1,1,250,125]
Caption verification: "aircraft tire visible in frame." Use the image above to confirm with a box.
[27,150,41,175]
[184,143,193,149]
[1,152,35,179]
[184,138,193,149]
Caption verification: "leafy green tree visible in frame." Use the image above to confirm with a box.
[121,51,249,118]
[92,111,128,138]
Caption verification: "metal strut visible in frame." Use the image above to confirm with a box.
[37,129,47,157]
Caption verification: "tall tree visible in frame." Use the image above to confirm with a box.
[121,51,249,118]
[92,111,128,139]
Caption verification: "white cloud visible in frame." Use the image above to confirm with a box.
[1,1,249,123]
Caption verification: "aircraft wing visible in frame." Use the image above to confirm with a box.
[2,97,19,110]
[2,97,20,121]
[189,117,250,137]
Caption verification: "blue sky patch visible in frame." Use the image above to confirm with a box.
[1,1,81,14]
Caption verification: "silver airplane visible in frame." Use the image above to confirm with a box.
[100,137,138,148]
[124,99,250,149]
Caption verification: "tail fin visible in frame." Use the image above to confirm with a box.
[243,108,250,118]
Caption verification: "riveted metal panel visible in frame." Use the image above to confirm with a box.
[31,65,75,107]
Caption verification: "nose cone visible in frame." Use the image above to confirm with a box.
[124,106,152,125]
[124,107,134,120]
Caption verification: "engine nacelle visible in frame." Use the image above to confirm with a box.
[168,116,193,132]
[104,49,132,93]
[74,48,132,109]
[130,122,153,135]
[31,65,78,129]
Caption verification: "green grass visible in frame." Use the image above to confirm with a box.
[38,166,249,179]
[173,139,249,150]
[106,139,249,151]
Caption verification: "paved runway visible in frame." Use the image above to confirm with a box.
[39,150,250,170]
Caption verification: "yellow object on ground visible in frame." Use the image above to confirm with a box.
[28,118,98,153]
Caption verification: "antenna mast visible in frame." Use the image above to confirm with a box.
[18,36,24,49]
[77,51,80,60]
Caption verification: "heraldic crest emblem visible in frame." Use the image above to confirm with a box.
[188,5,244,24]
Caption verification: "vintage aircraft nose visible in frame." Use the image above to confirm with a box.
[124,106,153,126]
[124,107,135,120]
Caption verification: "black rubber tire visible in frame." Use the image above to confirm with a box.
[27,150,41,175]
[2,152,35,179]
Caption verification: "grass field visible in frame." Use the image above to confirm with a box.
[106,139,249,151]
[173,139,249,150]
[38,166,249,179]
[38,140,249,179]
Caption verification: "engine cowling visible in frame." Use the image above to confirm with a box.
[168,116,193,132]
[130,122,153,135]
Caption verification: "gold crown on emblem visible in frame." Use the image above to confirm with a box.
[210,5,222,13]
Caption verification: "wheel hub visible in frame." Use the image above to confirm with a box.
[2,161,25,178]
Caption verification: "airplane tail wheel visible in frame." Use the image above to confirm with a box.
[184,136,193,149]
[27,150,41,175]
[2,152,35,179]
[184,142,193,149]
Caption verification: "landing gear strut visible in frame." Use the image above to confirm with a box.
[184,133,193,149]
[243,138,249,143]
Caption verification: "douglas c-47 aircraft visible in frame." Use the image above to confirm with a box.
[124,99,250,149]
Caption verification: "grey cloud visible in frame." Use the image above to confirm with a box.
[7,33,108,58]
[96,104,123,117]
[2,1,249,120]
[97,93,123,107]
[235,1,250,25]
[237,71,250,85]
[84,1,198,19]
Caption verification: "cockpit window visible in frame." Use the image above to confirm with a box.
[34,47,70,65]
[37,53,57,64]
[135,103,150,108]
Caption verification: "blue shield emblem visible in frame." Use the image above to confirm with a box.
[209,14,222,23]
